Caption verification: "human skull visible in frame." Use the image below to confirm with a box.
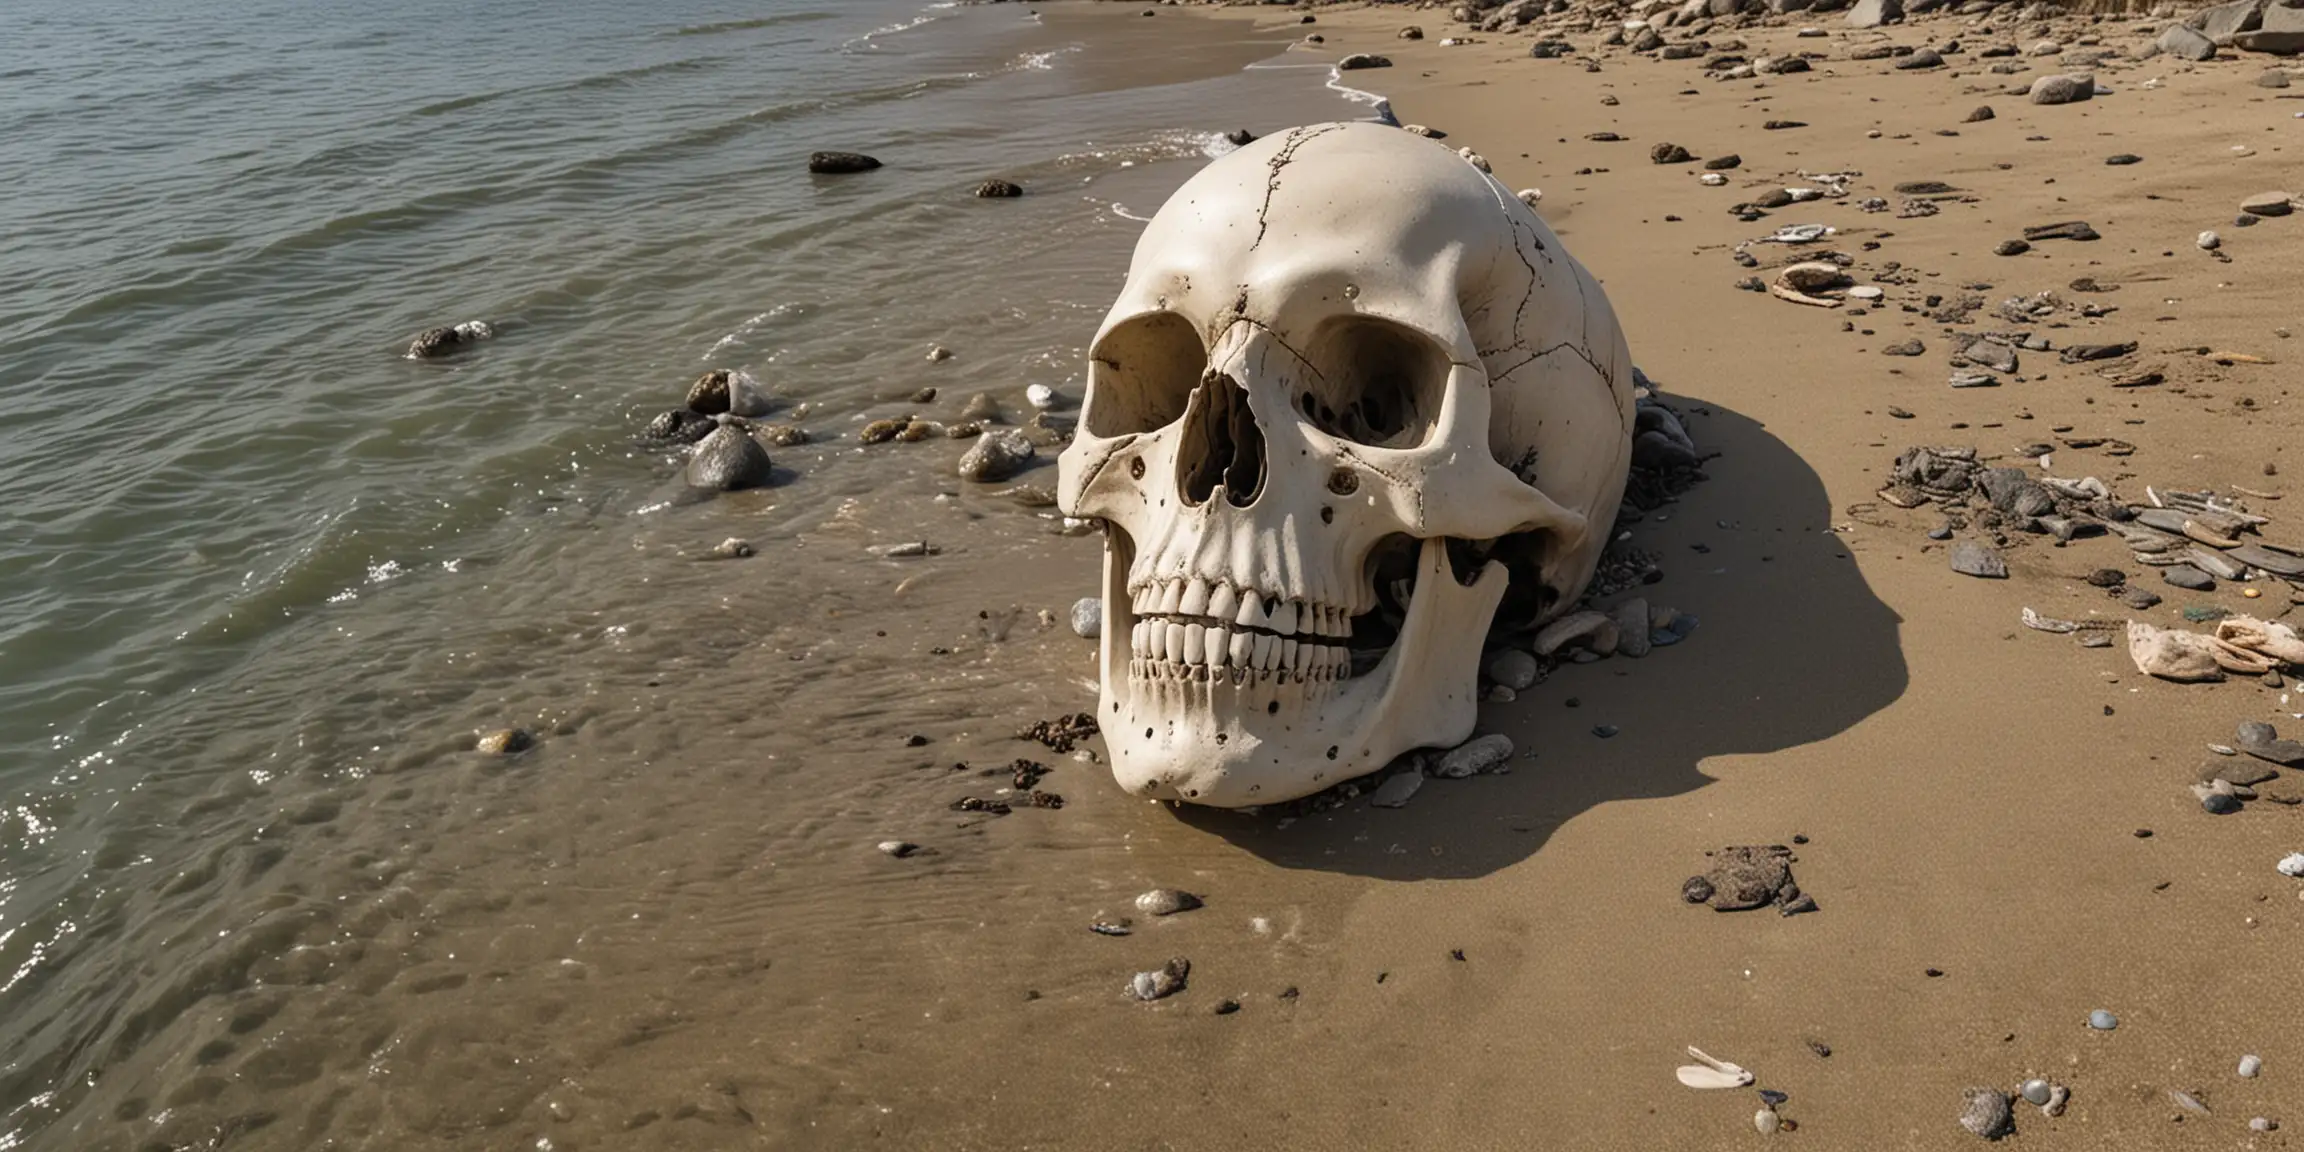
[1058,122,1632,807]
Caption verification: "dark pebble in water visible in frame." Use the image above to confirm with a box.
[1593,724,1620,738]
[1683,875,1717,903]
[476,728,535,755]
[1224,128,1257,147]
[644,408,717,444]
[973,179,1023,198]
[808,150,882,174]
[685,425,773,490]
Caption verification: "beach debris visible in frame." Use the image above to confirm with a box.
[1018,712,1097,754]
[686,425,773,490]
[1684,845,1805,912]
[475,728,534,756]
[1090,920,1131,937]
[2240,1053,2265,1077]
[2169,1089,2211,1115]
[2219,620,2304,669]
[1070,596,1102,639]
[1769,261,1851,307]
[1435,733,1513,778]
[711,537,754,559]
[1337,53,1392,70]
[2254,1117,2281,1132]
[644,408,717,444]
[2088,1009,2118,1031]
[1134,888,1202,916]
[1127,957,1190,1001]
[808,151,881,174]
[1959,1087,2015,1140]
[2235,720,2304,764]
[1368,770,1424,808]
[2128,622,2233,682]
[869,541,938,558]
[2278,853,2304,877]
[1759,224,1833,245]
[958,429,1035,483]
[2199,231,2223,251]
[1754,1108,1781,1135]
[1951,542,2008,579]
[1676,1046,1754,1090]
[876,840,922,858]
[2043,1084,2070,1117]
[404,320,493,360]
[2020,608,2084,634]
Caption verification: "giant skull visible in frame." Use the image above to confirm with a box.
[1057,122,1633,807]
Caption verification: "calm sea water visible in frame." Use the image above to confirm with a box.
[0,2,1374,1144]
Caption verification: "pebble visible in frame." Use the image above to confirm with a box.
[974,179,1024,199]
[1127,957,1190,1001]
[2254,1117,2280,1132]
[1593,724,1620,739]
[2106,153,2142,166]
[2241,191,2295,218]
[1994,239,2030,256]
[2204,791,2242,815]
[1025,383,1057,409]
[1070,597,1102,639]
[2088,1009,2118,1030]
[2198,230,2221,251]
[1951,541,2009,579]
[1368,771,1424,808]
[876,840,921,858]
[2162,565,2215,591]
[1486,647,1539,689]
[1135,888,1202,916]
[2240,1054,2263,1078]
[808,151,882,174]
[712,537,754,559]
[686,424,774,490]
[475,728,535,756]
[2043,1084,2069,1117]
[1754,1109,1781,1134]
[1959,1087,2015,1139]
[957,430,1035,483]
[1682,875,1715,903]
[1650,143,1692,165]
[2021,1079,2052,1106]
[1614,599,1652,658]
[1437,734,1514,778]
[2278,853,2304,877]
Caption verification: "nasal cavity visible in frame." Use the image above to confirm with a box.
[1176,370,1266,509]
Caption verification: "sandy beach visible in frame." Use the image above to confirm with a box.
[11,0,2303,1147]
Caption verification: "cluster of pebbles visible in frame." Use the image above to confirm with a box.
[632,369,797,491]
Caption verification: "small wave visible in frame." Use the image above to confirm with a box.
[705,307,798,358]
[843,10,946,50]
[411,54,734,118]
[1107,201,1153,223]
[1020,44,1081,71]
[665,11,837,37]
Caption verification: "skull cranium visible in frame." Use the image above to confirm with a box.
[1058,122,1633,806]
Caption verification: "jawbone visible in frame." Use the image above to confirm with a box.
[1096,537,1508,806]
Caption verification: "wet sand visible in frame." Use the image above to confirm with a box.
[42,2,2304,1148]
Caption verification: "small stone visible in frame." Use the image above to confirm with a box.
[1337,53,1392,70]
[1885,338,1927,356]
[1222,128,1257,147]
[1026,383,1058,409]
[2120,586,2162,610]
[2241,191,2295,218]
[2021,1079,2052,1106]
[1135,888,1202,916]
[2259,69,2292,89]
[644,408,717,444]
[1368,771,1424,808]
[1951,542,2008,578]
[808,151,881,174]
[1214,999,1241,1015]
[876,840,920,858]
[1613,599,1652,658]
[974,179,1024,198]
[957,430,1035,483]
[2106,153,2142,166]
[2236,721,2304,765]
[1070,597,1102,639]
[2279,853,2304,877]
[1651,143,1693,164]
[2088,1009,2118,1030]
[1486,649,1539,690]
[2252,1117,2278,1132]
[476,728,534,755]
[1399,25,1424,39]
[1704,154,1742,171]
[1896,48,1945,69]
[1682,875,1716,903]
[686,369,733,414]
[1437,734,1514,778]
[712,538,754,559]
[1995,239,2030,256]
[1959,1087,2015,1139]
[2162,565,2214,591]
[1126,957,1190,1001]
[2203,791,2242,815]
[2239,1054,2263,1078]
[2029,74,2094,105]
[686,425,773,490]
[2198,231,2221,252]
[1592,724,1620,739]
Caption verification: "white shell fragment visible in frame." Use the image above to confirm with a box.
[2021,607,2082,634]
[1677,1046,1755,1089]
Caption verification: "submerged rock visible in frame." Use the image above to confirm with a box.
[957,430,1035,483]
[404,320,493,360]
[974,179,1024,198]
[476,728,535,755]
[644,408,718,444]
[686,425,773,490]
[808,151,882,174]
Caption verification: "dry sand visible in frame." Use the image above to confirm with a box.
[892,3,2303,1147]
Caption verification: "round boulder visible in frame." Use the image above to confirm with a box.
[686,425,773,490]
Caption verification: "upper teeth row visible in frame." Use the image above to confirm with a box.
[1126,578,1353,638]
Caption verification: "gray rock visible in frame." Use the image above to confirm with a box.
[1338,53,1393,70]
[1960,1088,2015,1139]
[2159,23,2217,59]
[2088,1008,2119,1030]
[645,408,717,444]
[957,430,1035,483]
[1884,339,1927,356]
[2162,564,2215,591]
[1951,541,2009,578]
[974,179,1024,198]
[1436,734,1514,778]
[2241,190,2296,216]
[1897,48,1945,68]
[1958,337,2019,373]
[2120,586,2163,610]
[1486,648,1540,690]
[2234,2,2304,53]
[686,425,773,490]
[2190,0,2266,41]
[2029,73,2095,104]
[1126,957,1190,1001]
[1633,429,1700,470]
[1614,598,1653,658]
[2236,720,2304,765]
[1699,845,1798,911]
[2230,543,2304,576]
[1847,0,1902,27]
[1368,770,1424,808]
[2260,68,2293,86]
[808,151,882,174]
[1070,597,1102,639]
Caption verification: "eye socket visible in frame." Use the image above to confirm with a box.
[1294,317,1449,449]
[1083,312,1205,438]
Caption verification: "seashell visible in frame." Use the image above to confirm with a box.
[1135,888,1202,916]
[1959,1087,2014,1139]
[1126,957,1190,1001]
[2168,1088,2210,1115]
[1677,1046,1754,1089]
[2021,608,2081,634]
[2043,1084,2069,1117]
[1754,1108,1781,1134]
